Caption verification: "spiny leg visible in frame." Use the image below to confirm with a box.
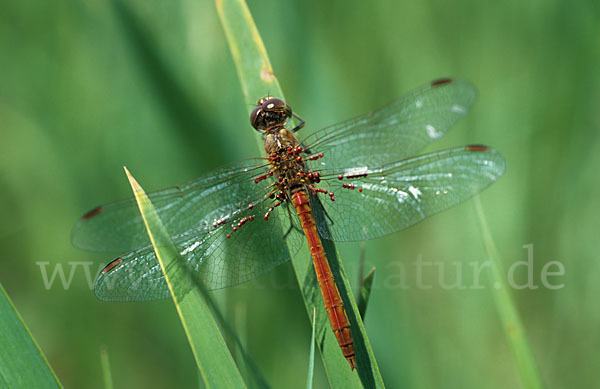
[307,190,335,226]
[283,202,303,239]
[291,112,306,133]
[315,193,335,225]
[291,112,313,154]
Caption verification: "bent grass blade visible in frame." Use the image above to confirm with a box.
[358,267,376,320]
[124,167,246,388]
[216,1,384,387]
[0,283,61,388]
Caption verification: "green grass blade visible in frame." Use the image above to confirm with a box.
[357,267,376,320]
[99,346,113,389]
[196,291,270,388]
[306,307,316,389]
[0,283,61,388]
[216,1,384,387]
[124,167,246,388]
[215,0,281,105]
[316,236,383,387]
[474,196,543,389]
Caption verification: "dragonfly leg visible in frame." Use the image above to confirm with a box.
[308,191,335,226]
[283,224,301,239]
[301,143,313,155]
[316,195,335,225]
[290,112,312,153]
[283,203,303,239]
[291,112,306,133]
[301,144,313,155]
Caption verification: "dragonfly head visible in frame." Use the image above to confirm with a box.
[250,96,292,132]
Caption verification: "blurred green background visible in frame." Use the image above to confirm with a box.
[1,0,599,387]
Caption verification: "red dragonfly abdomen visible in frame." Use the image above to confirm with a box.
[291,189,356,370]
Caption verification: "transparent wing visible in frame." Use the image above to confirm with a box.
[73,158,306,301]
[94,200,304,301]
[72,159,271,252]
[310,146,505,242]
[302,78,477,169]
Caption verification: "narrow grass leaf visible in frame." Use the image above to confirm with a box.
[357,267,376,320]
[306,307,316,389]
[100,346,113,389]
[474,196,543,389]
[216,1,384,387]
[124,167,246,388]
[0,283,61,388]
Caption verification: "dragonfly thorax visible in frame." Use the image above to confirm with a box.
[264,128,308,194]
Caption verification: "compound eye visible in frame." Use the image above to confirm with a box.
[261,98,286,111]
[250,107,262,130]
[257,96,274,106]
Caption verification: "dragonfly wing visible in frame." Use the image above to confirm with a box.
[72,159,271,252]
[312,146,505,242]
[95,197,305,301]
[302,78,477,169]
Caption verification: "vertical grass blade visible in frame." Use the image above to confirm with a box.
[357,267,376,320]
[0,284,61,388]
[100,346,114,389]
[215,0,282,105]
[123,167,246,388]
[216,1,384,387]
[474,196,543,389]
[306,307,316,389]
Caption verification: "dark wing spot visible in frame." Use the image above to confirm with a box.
[466,144,490,152]
[101,258,123,274]
[431,78,453,87]
[82,206,104,221]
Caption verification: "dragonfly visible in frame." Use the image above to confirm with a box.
[72,78,505,370]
